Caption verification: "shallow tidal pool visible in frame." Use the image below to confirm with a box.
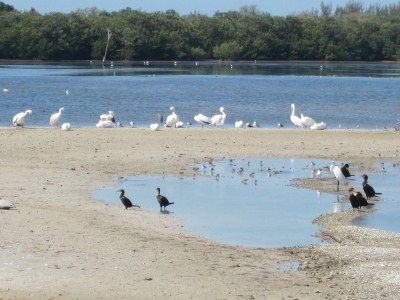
[93,158,400,248]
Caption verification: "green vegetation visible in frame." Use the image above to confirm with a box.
[0,1,399,61]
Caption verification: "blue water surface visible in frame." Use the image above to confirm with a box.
[0,61,399,129]
[93,158,400,248]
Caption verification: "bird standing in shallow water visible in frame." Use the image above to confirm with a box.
[340,163,354,179]
[117,189,140,209]
[362,175,382,199]
[156,187,174,211]
[330,163,346,191]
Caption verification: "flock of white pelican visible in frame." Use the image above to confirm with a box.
[290,103,327,130]
[11,103,327,130]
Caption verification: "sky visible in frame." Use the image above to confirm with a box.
[3,0,397,16]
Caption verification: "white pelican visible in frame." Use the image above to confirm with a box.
[211,107,226,127]
[235,120,243,128]
[96,119,114,128]
[330,163,346,191]
[310,122,327,130]
[290,104,303,128]
[165,106,179,127]
[300,114,315,128]
[175,121,184,128]
[13,110,32,127]
[194,114,211,127]
[100,111,115,123]
[150,123,160,131]
[50,107,64,127]
[61,123,71,131]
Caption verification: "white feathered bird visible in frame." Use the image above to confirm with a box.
[290,104,303,128]
[165,107,179,127]
[300,113,316,128]
[50,107,64,127]
[194,114,211,127]
[211,107,226,127]
[13,110,32,127]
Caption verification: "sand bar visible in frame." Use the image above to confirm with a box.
[1,128,400,299]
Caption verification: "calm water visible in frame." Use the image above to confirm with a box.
[0,61,399,129]
[93,158,400,248]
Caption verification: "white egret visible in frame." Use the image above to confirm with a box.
[330,162,346,191]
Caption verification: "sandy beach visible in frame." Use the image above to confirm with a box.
[1,127,400,299]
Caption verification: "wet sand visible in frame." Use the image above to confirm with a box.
[1,127,400,299]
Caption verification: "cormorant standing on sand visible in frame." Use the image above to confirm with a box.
[362,175,382,199]
[156,187,174,211]
[349,188,374,209]
[117,189,140,209]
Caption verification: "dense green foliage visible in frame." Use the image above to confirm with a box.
[0,1,399,61]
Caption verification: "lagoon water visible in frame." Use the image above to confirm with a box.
[93,158,400,248]
[0,61,399,129]
[2,61,400,246]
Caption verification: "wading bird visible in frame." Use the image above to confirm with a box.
[117,189,140,209]
[362,175,382,199]
[156,187,174,211]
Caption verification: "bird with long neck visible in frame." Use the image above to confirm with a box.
[156,187,174,211]
[361,175,382,199]
[50,107,64,127]
[340,163,354,178]
[117,189,140,209]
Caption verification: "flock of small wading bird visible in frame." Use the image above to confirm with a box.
[3,101,383,212]
[110,161,381,213]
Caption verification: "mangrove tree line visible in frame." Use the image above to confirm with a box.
[0,1,399,61]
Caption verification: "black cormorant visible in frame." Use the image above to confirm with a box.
[349,188,374,209]
[340,163,354,178]
[362,175,382,199]
[117,189,140,209]
[156,187,174,211]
